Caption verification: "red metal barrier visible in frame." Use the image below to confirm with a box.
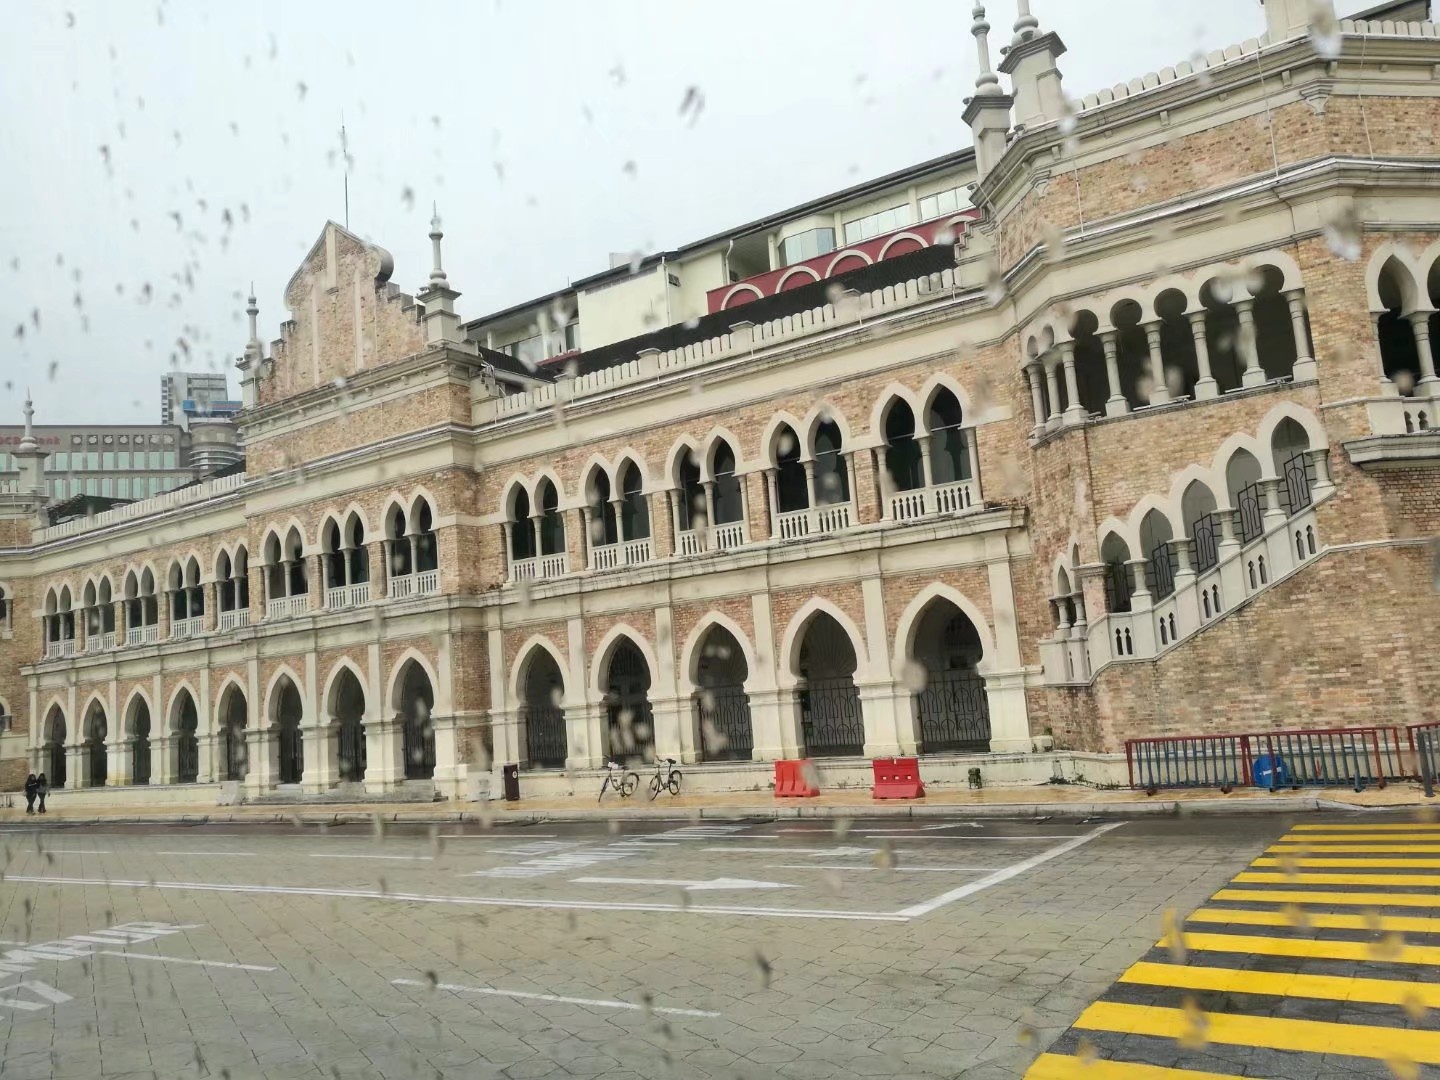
[774,759,820,798]
[871,757,924,799]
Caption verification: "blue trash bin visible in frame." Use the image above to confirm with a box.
[1252,753,1292,790]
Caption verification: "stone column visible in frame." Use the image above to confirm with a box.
[1235,299,1267,388]
[1171,540,1201,637]
[848,448,880,524]
[1373,311,1399,395]
[1026,362,1047,433]
[302,717,337,794]
[244,726,274,796]
[1307,447,1334,499]
[802,459,818,510]
[1143,321,1171,404]
[66,743,88,789]
[1100,332,1129,416]
[858,679,908,759]
[1068,592,1091,682]
[1215,508,1245,609]
[700,481,716,536]
[764,469,781,534]
[1125,557,1157,655]
[981,672,1033,755]
[109,733,132,787]
[202,582,218,632]
[650,695,694,764]
[364,717,404,794]
[651,490,675,557]
[1261,477,1294,578]
[198,732,219,784]
[308,554,324,611]
[569,702,607,771]
[580,506,596,568]
[114,599,126,642]
[1059,342,1087,425]
[1409,310,1439,388]
[915,433,935,491]
[562,510,584,576]
[1043,359,1063,431]
[1187,311,1219,399]
[368,539,387,598]
[158,590,173,640]
[1286,291,1317,382]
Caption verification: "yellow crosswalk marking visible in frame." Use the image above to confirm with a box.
[1290,829,1440,835]
[1025,1052,1247,1079]
[1121,959,1440,1008]
[1188,906,1440,935]
[1235,870,1440,887]
[1075,1001,1440,1063]
[1277,833,1440,843]
[1253,855,1440,869]
[1268,843,1440,853]
[1213,887,1440,908]
[1164,931,1436,965]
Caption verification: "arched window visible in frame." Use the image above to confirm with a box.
[413,501,438,574]
[217,546,250,625]
[1181,481,1220,575]
[618,462,649,542]
[774,425,807,513]
[710,441,743,527]
[0,583,9,634]
[1068,310,1110,415]
[586,469,618,550]
[1110,300,1151,409]
[390,505,415,575]
[323,520,346,590]
[1271,418,1314,516]
[1155,289,1199,398]
[1200,279,1246,393]
[1249,266,1297,381]
[508,487,535,562]
[676,451,705,533]
[883,400,923,493]
[348,514,371,584]
[1225,449,1265,545]
[813,421,850,505]
[1376,257,1422,395]
[927,389,971,485]
[1140,510,1176,600]
[537,480,565,559]
[1100,533,1133,614]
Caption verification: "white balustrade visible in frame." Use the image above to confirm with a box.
[44,640,70,660]
[218,609,250,631]
[539,553,568,579]
[776,508,811,541]
[415,570,439,595]
[170,616,203,640]
[677,530,703,556]
[389,573,416,599]
[509,558,537,583]
[85,635,104,654]
[813,502,852,534]
[934,479,976,514]
[325,586,348,610]
[712,521,745,549]
[889,490,928,522]
[591,544,620,571]
[126,624,159,646]
[266,595,309,620]
[621,538,652,565]
[100,631,116,651]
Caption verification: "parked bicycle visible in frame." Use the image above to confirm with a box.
[647,757,683,800]
[598,760,639,802]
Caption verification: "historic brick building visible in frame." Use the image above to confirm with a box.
[1,0,1436,799]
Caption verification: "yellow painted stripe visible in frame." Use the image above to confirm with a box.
[1289,823,1440,831]
[1278,833,1440,843]
[1253,855,1440,869]
[1025,1052,1246,1080]
[1214,887,1440,908]
[1121,959,1440,1008]
[1269,843,1440,853]
[1076,1001,1440,1062]
[1189,906,1440,935]
[1165,931,1437,966]
[1235,870,1440,886]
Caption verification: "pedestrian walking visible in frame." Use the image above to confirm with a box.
[35,772,48,814]
[23,773,37,814]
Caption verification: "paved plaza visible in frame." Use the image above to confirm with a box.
[0,812,1424,1079]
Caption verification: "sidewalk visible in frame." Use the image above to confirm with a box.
[0,780,1430,828]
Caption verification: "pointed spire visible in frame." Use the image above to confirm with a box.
[1012,0,1040,43]
[428,203,448,287]
[245,285,260,347]
[17,389,38,454]
[971,4,1002,96]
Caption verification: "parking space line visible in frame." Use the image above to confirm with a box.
[766,864,879,872]
[96,951,275,973]
[48,850,111,855]
[1120,959,1440,1008]
[308,853,434,861]
[392,977,719,1017]
[856,834,1085,841]
[897,823,1125,918]
[1291,823,1440,831]
[1074,1000,1440,1064]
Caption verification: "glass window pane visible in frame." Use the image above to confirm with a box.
[919,195,937,219]
[102,452,115,469]
[117,478,130,499]
[163,452,177,468]
[149,451,161,469]
[55,479,67,499]
[101,477,113,497]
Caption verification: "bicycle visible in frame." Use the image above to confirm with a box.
[647,757,683,800]
[598,760,639,802]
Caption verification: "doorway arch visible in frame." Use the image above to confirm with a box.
[329,667,367,784]
[518,646,567,769]
[126,695,152,785]
[907,599,990,753]
[84,700,108,787]
[602,639,654,764]
[42,705,67,788]
[171,689,200,784]
[692,623,753,762]
[273,677,304,785]
[794,612,864,757]
[394,659,436,780]
[218,685,248,782]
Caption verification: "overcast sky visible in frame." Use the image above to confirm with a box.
[0,0,1266,424]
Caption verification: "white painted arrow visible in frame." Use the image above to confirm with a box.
[571,876,798,892]
[921,822,983,830]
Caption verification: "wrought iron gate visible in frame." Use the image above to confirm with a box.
[524,705,567,769]
[223,724,248,781]
[1147,541,1177,599]
[278,722,304,784]
[1190,513,1219,573]
[1236,482,1265,544]
[1103,560,1133,613]
[338,717,366,782]
[1282,450,1313,515]
[176,733,199,783]
[402,712,435,779]
[695,685,753,762]
[132,737,151,785]
[606,644,655,763]
[87,742,107,787]
[47,743,66,788]
[800,677,864,757]
[916,668,991,753]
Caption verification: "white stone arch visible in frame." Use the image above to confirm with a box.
[824,249,873,276]
[720,283,763,310]
[531,467,566,511]
[678,610,760,695]
[498,475,531,521]
[321,657,370,722]
[1365,242,1425,313]
[317,511,347,552]
[879,231,927,258]
[264,664,309,728]
[279,517,311,556]
[1210,430,1271,483]
[867,382,924,444]
[381,493,411,537]
[41,698,68,744]
[1166,462,1225,517]
[1106,287,1155,327]
[1126,493,1183,548]
[122,687,154,737]
[699,426,747,480]
[1256,401,1327,456]
[386,647,445,716]
[578,453,614,508]
[777,597,869,688]
[213,542,238,582]
[1051,551,1077,596]
[589,623,661,699]
[665,435,702,488]
[891,582,999,678]
[213,673,248,719]
[776,266,821,292]
[800,400,853,457]
[610,448,651,494]
[761,411,807,468]
[1241,250,1304,296]
[80,692,109,740]
[917,372,976,425]
[407,486,439,525]
[1415,239,1440,303]
[509,634,571,709]
[165,680,202,733]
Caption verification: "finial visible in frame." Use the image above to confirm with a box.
[245,286,260,347]
[1012,0,1039,43]
[428,202,448,287]
[18,390,37,451]
[971,4,1001,96]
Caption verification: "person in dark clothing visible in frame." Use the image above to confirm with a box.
[23,774,37,814]
[35,773,48,814]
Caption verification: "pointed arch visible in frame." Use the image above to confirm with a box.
[1256,402,1327,456]
[868,383,923,444]
[1366,242,1425,313]
[891,583,998,677]
[213,673,248,716]
[760,411,807,468]
[79,692,109,730]
[166,680,201,730]
[610,448,651,493]
[264,664,308,725]
[122,687,154,737]
[777,597,868,687]
[531,467,566,509]
[385,648,443,715]
[509,635,570,707]
[799,401,853,455]
[700,426,746,480]
[665,435,702,488]
[1209,431,1271,484]
[321,657,370,720]
[406,487,438,525]
[589,623,661,698]
[678,611,760,695]
[1126,493,1182,547]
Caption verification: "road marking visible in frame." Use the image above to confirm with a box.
[856,833,1084,840]
[703,845,875,856]
[765,864,878,872]
[1277,833,1440,843]
[896,823,1125,918]
[0,981,73,1013]
[1075,1000,1440,1064]
[309,853,435,861]
[895,866,1000,872]
[1267,843,1440,853]
[392,977,719,1017]
[1027,1053,1246,1079]
[96,950,276,972]
[4,875,907,922]
[49,849,111,855]
[1290,822,1440,831]
[1121,959,1440,1008]
[1169,930,1439,966]
[1213,886,1440,908]
[1235,869,1440,886]
[1253,854,1440,868]
[440,833,558,839]
[1188,906,1440,934]
[156,851,258,857]
[570,876,796,892]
